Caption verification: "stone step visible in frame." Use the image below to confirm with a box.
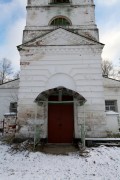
[36,144,78,155]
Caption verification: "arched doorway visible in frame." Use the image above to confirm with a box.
[35,86,86,143]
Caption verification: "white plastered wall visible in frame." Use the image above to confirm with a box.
[18,44,106,138]
[0,80,19,121]
[26,6,95,27]
[103,78,120,115]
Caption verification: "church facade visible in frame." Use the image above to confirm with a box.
[10,0,120,142]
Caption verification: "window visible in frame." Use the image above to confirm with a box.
[105,100,118,112]
[10,102,17,113]
[51,0,70,3]
[50,17,71,26]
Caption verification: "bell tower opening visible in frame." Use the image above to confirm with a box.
[51,0,70,4]
[50,16,71,26]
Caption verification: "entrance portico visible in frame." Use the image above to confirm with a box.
[35,86,86,143]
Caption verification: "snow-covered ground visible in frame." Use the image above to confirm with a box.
[0,141,120,180]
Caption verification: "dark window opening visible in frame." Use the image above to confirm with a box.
[50,17,71,26]
[51,0,70,4]
[10,102,17,113]
[105,100,118,112]
[49,95,73,101]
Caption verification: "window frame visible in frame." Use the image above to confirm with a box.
[9,102,17,113]
[49,16,72,26]
[105,100,118,112]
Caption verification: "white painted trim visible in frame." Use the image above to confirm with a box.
[74,99,78,138]
[45,100,48,138]
[85,138,120,141]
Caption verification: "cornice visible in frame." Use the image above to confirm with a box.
[26,4,95,9]
[19,46,102,58]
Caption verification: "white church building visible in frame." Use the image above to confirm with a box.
[0,0,120,143]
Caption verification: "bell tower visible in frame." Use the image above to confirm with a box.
[17,0,107,140]
[23,0,98,43]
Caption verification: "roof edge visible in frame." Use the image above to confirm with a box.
[103,76,120,82]
[0,78,20,86]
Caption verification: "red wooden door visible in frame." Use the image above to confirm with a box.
[48,104,74,143]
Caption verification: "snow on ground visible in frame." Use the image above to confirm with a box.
[0,141,120,180]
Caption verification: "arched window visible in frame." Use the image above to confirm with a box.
[50,17,71,26]
[51,0,70,3]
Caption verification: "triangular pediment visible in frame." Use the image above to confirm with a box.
[18,28,103,48]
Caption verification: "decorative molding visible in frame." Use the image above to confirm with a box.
[25,25,97,31]
[27,0,94,6]
[20,45,102,57]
